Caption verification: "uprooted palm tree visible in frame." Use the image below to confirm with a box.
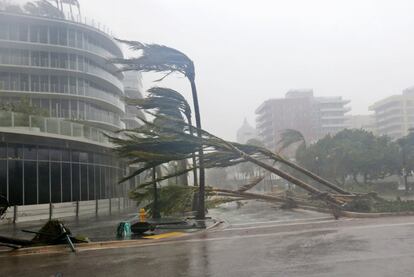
[112,40,207,219]
[111,114,353,210]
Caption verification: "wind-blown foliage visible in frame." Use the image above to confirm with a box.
[110,113,348,206]
[112,40,195,79]
[113,39,207,218]
[277,129,306,152]
[296,129,400,185]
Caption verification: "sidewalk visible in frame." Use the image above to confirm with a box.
[0,207,219,250]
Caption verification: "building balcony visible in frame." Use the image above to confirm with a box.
[0,110,113,146]
[0,89,125,114]
[0,63,123,95]
[0,39,121,75]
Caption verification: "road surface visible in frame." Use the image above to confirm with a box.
[1,200,414,276]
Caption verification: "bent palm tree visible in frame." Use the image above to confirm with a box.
[111,114,348,207]
[112,40,207,219]
[129,86,194,186]
[277,129,306,153]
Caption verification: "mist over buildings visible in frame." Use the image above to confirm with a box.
[7,0,414,140]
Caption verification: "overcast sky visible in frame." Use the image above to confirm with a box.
[17,0,414,140]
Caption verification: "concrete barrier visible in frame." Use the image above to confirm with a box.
[0,198,133,224]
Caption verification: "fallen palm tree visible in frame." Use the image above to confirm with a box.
[111,113,353,212]
[237,176,265,192]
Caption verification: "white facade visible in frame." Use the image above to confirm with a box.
[0,10,137,206]
[369,87,414,139]
[256,89,350,150]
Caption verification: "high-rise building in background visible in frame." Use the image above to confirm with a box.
[345,114,376,134]
[255,89,350,150]
[0,9,143,206]
[369,87,414,139]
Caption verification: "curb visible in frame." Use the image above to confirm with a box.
[0,218,224,257]
[340,210,414,218]
[294,206,414,219]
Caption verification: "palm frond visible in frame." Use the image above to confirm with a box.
[277,129,306,152]
[113,39,194,78]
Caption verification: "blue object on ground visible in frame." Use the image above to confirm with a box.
[116,221,132,238]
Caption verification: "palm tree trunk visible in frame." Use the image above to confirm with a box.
[264,153,352,195]
[188,76,205,219]
[177,160,188,186]
[186,118,198,187]
[152,167,160,219]
[223,143,343,206]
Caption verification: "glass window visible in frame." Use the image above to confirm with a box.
[38,146,49,161]
[0,72,9,90]
[9,73,18,91]
[59,76,68,93]
[62,149,70,162]
[58,53,67,69]
[95,166,101,199]
[39,26,48,43]
[50,148,61,161]
[9,160,23,205]
[21,50,29,66]
[38,161,50,203]
[68,29,76,47]
[100,166,106,199]
[78,79,85,95]
[80,164,88,200]
[31,75,40,92]
[79,101,85,120]
[0,23,8,40]
[0,143,6,159]
[21,74,29,91]
[40,75,49,92]
[69,54,77,70]
[58,28,67,45]
[50,53,59,68]
[77,56,84,71]
[24,145,37,160]
[79,152,88,163]
[30,25,39,43]
[18,24,28,41]
[51,162,61,203]
[69,77,77,94]
[51,99,60,117]
[49,26,58,45]
[50,76,59,93]
[70,100,77,118]
[72,163,80,201]
[71,151,79,163]
[8,144,23,160]
[76,31,83,48]
[40,52,48,67]
[24,161,37,205]
[62,162,71,202]
[9,24,19,41]
[88,165,95,200]
[0,160,6,200]
[61,100,69,118]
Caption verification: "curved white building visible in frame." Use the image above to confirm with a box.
[0,10,134,206]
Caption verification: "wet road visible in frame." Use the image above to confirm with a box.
[2,200,414,276]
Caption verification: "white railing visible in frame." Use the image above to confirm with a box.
[0,110,111,145]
